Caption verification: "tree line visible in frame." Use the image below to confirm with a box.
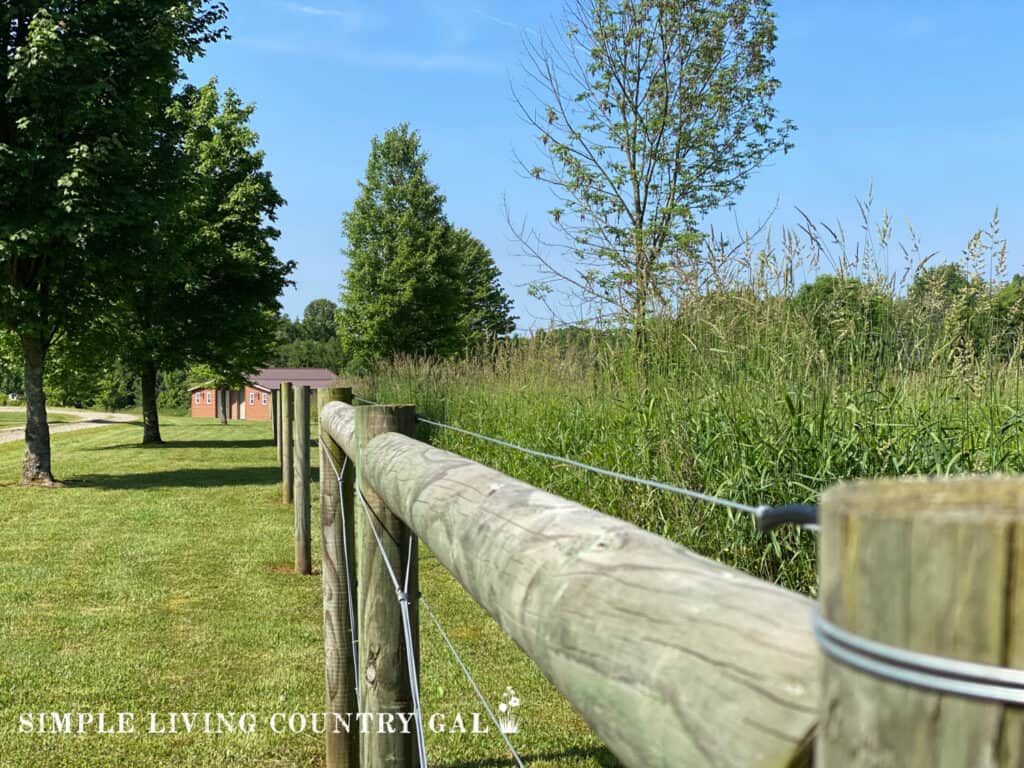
[2,3,291,484]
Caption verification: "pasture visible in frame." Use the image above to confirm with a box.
[0,418,611,767]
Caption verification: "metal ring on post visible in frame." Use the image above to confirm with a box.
[813,609,1024,704]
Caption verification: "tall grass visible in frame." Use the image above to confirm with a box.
[358,202,1024,595]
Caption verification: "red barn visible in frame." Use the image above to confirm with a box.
[189,368,338,421]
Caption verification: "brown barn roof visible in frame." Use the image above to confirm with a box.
[252,367,339,391]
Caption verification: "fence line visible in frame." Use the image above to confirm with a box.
[314,397,818,768]
[359,394,817,531]
[275,389,1024,768]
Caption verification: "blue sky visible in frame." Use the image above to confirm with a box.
[187,1,1024,329]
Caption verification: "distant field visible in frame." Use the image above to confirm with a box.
[0,417,613,767]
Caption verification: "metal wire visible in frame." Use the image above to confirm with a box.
[401,535,429,768]
[420,595,526,767]
[352,394,819,528]
[415,414,760,515]
[814,609,1024,704]
[357,487,404,592]
[317,441,362,709]
[356,487,429,767]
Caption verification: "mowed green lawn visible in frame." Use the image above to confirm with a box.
[0,417,615,767]
[0,410,82,428]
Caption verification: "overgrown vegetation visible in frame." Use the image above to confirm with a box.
[361,206,1024,595]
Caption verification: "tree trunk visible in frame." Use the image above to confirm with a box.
[140,360,163,445]
[220,389,228,425]
[20,334,56,486]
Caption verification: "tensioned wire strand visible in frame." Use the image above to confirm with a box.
[420,595,526,767]
[357,486,430,768]
[353,394,760,516]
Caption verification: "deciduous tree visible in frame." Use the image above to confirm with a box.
[117,80,291,444]
[338,125,516,368]
[0,1,226,483]
[338,124,463,369]
[514,0,794,344]
[450,228,517,349]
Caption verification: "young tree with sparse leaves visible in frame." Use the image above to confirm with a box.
[0,1,226,483]
[514,0,794,344]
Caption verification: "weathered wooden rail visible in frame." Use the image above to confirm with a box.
[270,390,1024,768]
[314,396,818,768]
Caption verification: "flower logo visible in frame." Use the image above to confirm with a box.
[497,686,521,735]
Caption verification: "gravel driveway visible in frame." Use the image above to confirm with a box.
[0,407,138,444]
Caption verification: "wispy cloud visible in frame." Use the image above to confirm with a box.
[473,8,536,35]
[232,36,496,74]
[286,3,351,18]
[283,2,371,32]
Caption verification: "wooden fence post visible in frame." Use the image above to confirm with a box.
[318,387,356,768]
[281,382,294,504]
[818,476,1024,767]
[294,385,311,575]
[272,389,280,454]
[355,405,418,768]
[276,389,284,466]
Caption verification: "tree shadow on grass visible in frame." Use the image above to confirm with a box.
[86,437,275,451]
[443,745,620,768]
[71,465,321,490]
[71,466,282,490]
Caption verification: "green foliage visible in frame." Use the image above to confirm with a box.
[338,124,514,370]
[339,124,462,369]
[301,299,338,343]
[157,369,192,412]
[0,2,226,340]
[360,205,1024,596]
[269,301,344,370]
[0,332,21,396]
[450,228,518,349]
[153,79,292,385]
[994,275,1024,359]
[791,275,897,373]
[516,0,793,330]
[0,2,227,475]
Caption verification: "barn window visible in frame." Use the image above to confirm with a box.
[261,392,268,405]
[249,392,255,405]
[195,393,201,404]
[206,392,212,404]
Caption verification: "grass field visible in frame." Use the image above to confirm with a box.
[361,306,1024,596]
[0,417,613,767]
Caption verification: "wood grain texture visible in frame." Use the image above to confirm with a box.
[318,387,357,768]
[294,386,312,575]
[818,476,1024,768]
[356,406,419,768]
[281,383,293,505]
[362,432,817,768]
[321,401,356,461]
